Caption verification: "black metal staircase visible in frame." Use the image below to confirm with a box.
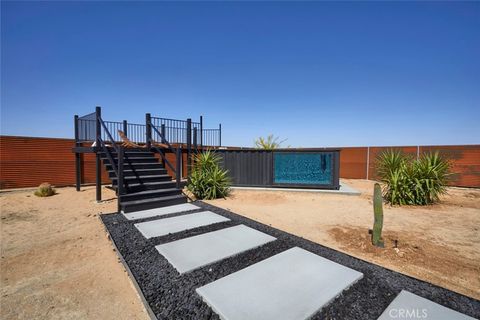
[100,148,186,213]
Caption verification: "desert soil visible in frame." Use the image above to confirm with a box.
[206,179,480,300]
[0,186,149,320]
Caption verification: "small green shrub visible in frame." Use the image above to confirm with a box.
[34,182,56,197]
[376,150,451,205]
[187,150,231,200]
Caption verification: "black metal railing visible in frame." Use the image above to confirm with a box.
[126,123,146,144]
[74,106,223,204]
[76,112,96,142]
[97,110,125,212]
[147,114,182,188]
[75,111,221,147]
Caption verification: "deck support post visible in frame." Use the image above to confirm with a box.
[74,114,81,191]
[95,106,102,202]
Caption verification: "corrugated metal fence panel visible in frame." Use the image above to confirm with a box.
[367,146,418,180]
[0,136,111,189]
[339,147,368,179]
[1,136,479,188]
[218,150,272,186]
[420,145,480,188]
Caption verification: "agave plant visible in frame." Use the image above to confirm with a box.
[254,135,287,150]
[376,150,451,205]
[187,150,231,200]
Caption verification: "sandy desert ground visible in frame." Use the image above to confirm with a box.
[1,180,479,320]
[0,186,148,320]
[207,179,480,300]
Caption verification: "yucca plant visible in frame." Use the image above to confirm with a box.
[187,150,231,200]
[376,150,450,205]
[254,134,287,150]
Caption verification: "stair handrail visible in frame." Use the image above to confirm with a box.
[98,115,125,198]
[149,120,182,189]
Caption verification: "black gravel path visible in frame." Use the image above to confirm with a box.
[101,201,480,320]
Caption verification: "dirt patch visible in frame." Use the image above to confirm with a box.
[0,186,149,320]
[328,226,480,299]
[206,179,480,300]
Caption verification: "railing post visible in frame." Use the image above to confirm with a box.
[176,147,182,189]
[95,106,101,147]
[219,123,222,147]
[161,124,166,144]
[186,118,192,177]
[146,113,152,149]
[200,115,203,149]
[117,146,124,212]
[193,128,197,153]
[95,106,102,202]
[74,115,82,191]
[123,120,128,137]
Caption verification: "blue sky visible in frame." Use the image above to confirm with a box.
[1,1,479,147]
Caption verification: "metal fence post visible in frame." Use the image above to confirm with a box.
[146,113,152,149]
[74,115,81,191]
[176,147,182,189]
[161,124,166,144]
[193,128,197,152]
[219,123,222,147]
[123,120,128,137]
[95,106,102,202]
[117,146,124,211]
[366,146,370,180]
[186,118,192,177]
[200,115,203,149]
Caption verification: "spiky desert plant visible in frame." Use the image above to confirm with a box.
[187,150,231,200]
[254,135,287,150]
[372,183,384,247]
[34,182,56,197]
[412,152,451,205]
[376,149,451,205]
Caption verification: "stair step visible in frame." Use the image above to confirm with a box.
[106,162,164,170]
[121,194,188,213]
[113,180,178,192]
[100,152,154,158]
[119,188,182,202]
[108,168,167,177]
[111,174,172,184]
[103,157,158,164]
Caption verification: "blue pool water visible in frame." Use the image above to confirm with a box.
[274,152,333,185]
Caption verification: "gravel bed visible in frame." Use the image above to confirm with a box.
[101,201,480,320]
